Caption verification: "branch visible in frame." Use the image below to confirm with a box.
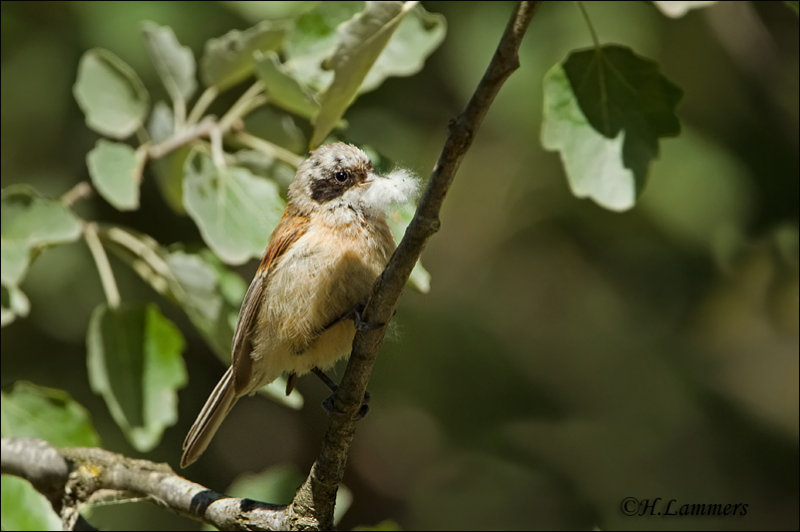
[1,437,287,531]
[288,2,540,529]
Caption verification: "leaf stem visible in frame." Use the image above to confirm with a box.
[232,131,304,168]
[187,86,219,126]
[84,222,121,309]
[61,182,93,207]
[575,1,600,48]
[218,81,267,132]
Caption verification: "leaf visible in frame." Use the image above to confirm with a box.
[147,101,189,213]
[1,382,99,532]
[226,466,351,524]
[310,1,416,148]
[1,185,82,287]
[183,149,285,265]
[387,203,430,293]
[1,476,61,531]
[86,140,146,211]
[223,1,320,22]
[785,1,799,14]
[541,45,682,211]
[98,228,303,410]
[73,48,149,139]
[652,1,717,18]
[141,21,197,102]
[201,20,289,90]
[254,50,320,119]
[0,283,30,327]
[360,4,446,93]
[86,302,186,452]
[227,465,304,505]
[283,1,365,91]
[0,381,100,446]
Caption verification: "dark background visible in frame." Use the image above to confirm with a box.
[2,1,798,530]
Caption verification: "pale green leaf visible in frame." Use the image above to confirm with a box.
[283,1,365,91]
[201,21,289,90]
[0,381,100,446]
[1,476,61,531]
[310,1,415,147]
[0,283,30,327]
[98,228,303,410]
[1,382,99,531]
[86,140,146,211]
[387,203,430,293]
[223,1,320,22]
[541,45,682,211]
[254,50,319,119]
[360,4,446,93]
[0,185,82,287]
[652,1,717,18]
[86,302,186,452]
[226,466,349,523]
[141,21,197,102]
[73,48,149,139]
[183,149,285,265]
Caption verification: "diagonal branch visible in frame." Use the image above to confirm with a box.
[1,437,286,531]
[288,2,540,529]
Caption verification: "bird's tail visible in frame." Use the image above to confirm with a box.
[181,367,237,468]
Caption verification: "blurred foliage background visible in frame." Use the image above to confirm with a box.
[1,1,798,530]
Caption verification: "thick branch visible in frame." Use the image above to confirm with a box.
[289,2,540,529]
[1,437,287,531]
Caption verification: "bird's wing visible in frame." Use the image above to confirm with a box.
[231,209,310,394]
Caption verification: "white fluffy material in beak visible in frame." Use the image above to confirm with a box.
[360,168,419,212]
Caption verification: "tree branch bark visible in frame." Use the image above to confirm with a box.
[1,437,286,531]
[1,2,538,530]
[288,2,539,529]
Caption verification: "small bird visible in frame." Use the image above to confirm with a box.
[181,142,417,468]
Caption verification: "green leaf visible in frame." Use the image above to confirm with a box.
[0,381,100,446]
[0,283,30,327]
[652,1,717,18]
[1,476,61,531]
[201,20,289,90]
[73,48,149,139]
[147,101,189,213]
[360,4,446,93]
[98,228,302,410]
[86,302,186,452]
[223,1,320,22]
[86,140,146,211]
[183,149,285,265]
[254,50,319,119]
[283,1,364,91]
[310,1,416,148]
[541,45,682,211]
[1,382,99,532]
[785,1,799,14]
[141,21,197,103]
[165,248,243,358]
[227,465,304,505]
[226,466,351,524]
[387,203,430,293]
[1,185,82,287]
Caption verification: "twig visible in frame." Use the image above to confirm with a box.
[288,2,540,529]
[232,131,305,168]
[1,437,287,531]
[61,181,93,207]
[84,222,121,309]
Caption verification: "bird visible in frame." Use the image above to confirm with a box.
[180,142,417,468]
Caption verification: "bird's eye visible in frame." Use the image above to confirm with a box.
[334,171,348,182]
